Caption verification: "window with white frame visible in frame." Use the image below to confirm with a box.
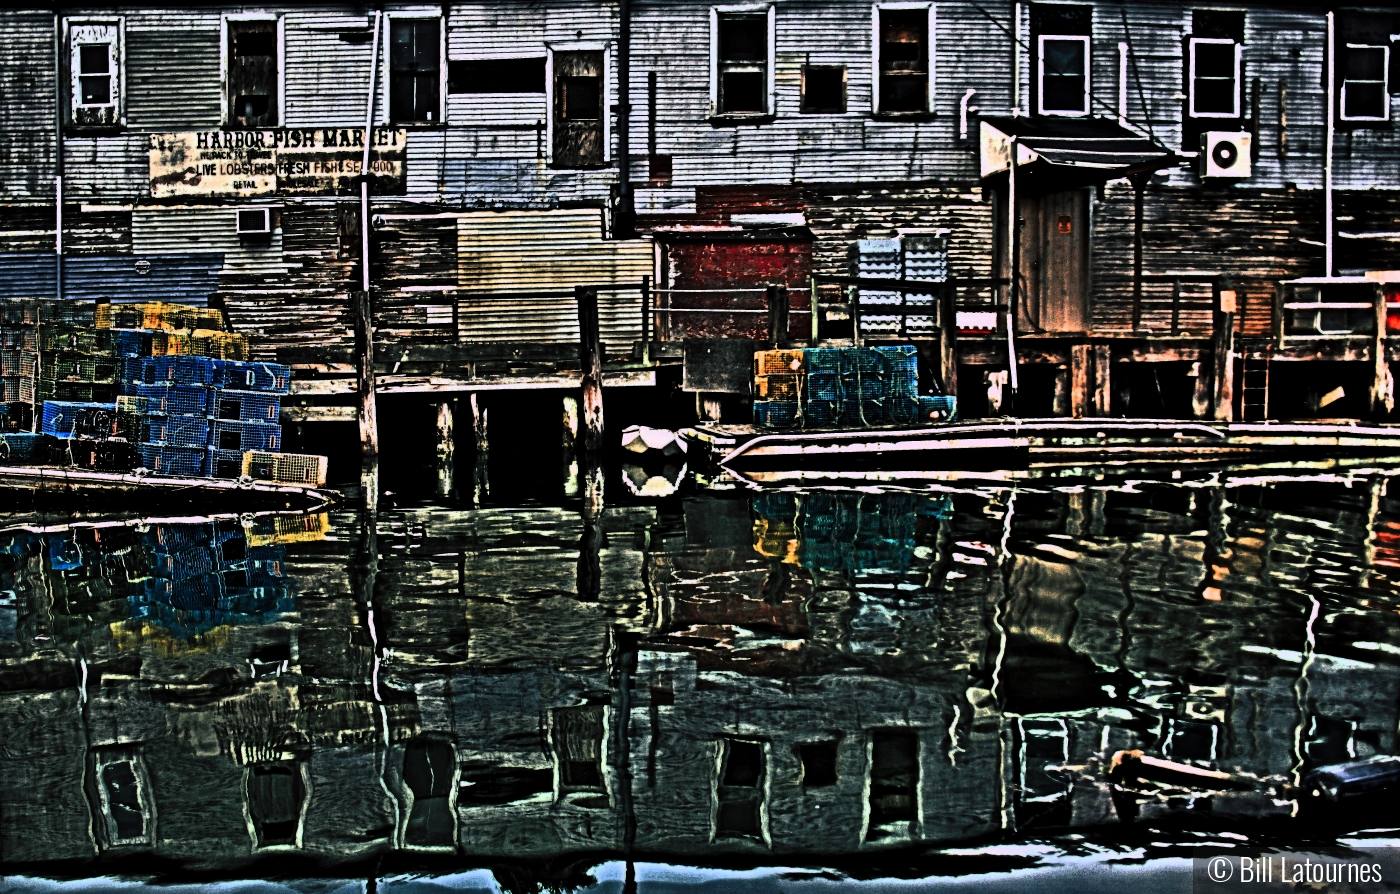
[1189,37,1240,117]
[69,21,121,127]
[712,7,773,116]
[389,16,442,124]
[1038,35,1090,116]
[874,5,933,114]
[225,17,279,128]
[1341,43,1390,121]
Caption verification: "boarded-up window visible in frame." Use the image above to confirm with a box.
[69,21,120,127]
[247,762,303,847]
[802,66,846,113]
[877,8,929,113]
[716,739,765,838]
[403,739,455,847]
[552,52,604,168]
[227,20,278,128]
[553,705,606,790]
[1031,4,1091,117]
[716,12,770,115]
[390,18,441,124]
[868,730,917,836]
[449,58,546,94]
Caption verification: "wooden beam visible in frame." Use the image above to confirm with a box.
[939,283,958,396]
[280,406,357,423]
[1070,343,1091,418]
[1093,344,1112,417]
[1373,282,1393,418]
[353,289,378,460]
[434,401,455,500]
[1213,283,1236,422]
[577,286,604,456]
[470,393,488,507]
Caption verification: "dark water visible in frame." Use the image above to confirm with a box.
[6,469,1400,891]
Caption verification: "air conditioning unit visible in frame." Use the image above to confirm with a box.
[236,207,272,235]
[1200,132,1251,178]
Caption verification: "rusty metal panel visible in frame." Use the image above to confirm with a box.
[0,10,58,199]
[125,21,221,131]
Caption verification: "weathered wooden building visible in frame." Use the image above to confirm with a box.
[0,0,1397,442]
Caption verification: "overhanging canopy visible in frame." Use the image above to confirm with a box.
[980,116,1180,194]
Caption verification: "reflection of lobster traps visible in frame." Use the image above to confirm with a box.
[245,512,330,547]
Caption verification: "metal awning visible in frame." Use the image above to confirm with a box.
[980,116,1179,193]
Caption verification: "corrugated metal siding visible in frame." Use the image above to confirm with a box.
[374,212,459,344]
[131,207,288,277]
[63,136,147,200]
[125,24,221,131]
[455,209,651,344]
[0,252,221,303]
[0,10,57,200]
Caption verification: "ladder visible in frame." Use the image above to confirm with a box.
[1240,356,1270,420]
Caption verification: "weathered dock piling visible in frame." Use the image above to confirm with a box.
[434,401,454,499]
[576,286,604,457]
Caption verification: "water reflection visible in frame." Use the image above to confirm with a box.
[5,475,1400,880]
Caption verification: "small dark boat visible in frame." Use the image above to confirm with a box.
[689,418,1400,485]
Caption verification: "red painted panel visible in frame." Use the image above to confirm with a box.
[663,240,812,340]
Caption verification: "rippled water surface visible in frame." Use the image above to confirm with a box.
[6,470,1400,890]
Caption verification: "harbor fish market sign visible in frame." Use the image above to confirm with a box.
[149,128,406,198]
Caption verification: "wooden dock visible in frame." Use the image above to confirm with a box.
[0,465,337,513]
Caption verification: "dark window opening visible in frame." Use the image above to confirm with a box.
[1305,716,1358,765]
[247,763,304,847]
[717,739,764,838]
[1030,4,1090,117]
[1040,37,1088,114]
[802,65,846,113]
[798,740,838,787]
[868,730,917,835]
[554,705,605,790]
[459,763,554,805]
[1191,41,1238,116]
[717,12,769,115]
[227,21,278,128]
[403,739,455,847]
[100,760,145,842]
[79,45,111,105]
[552,51,605,168]
[879,9,928,113]
[390,18,441,124]
[1167,720,1218,762]
[1342,45,1389,120]
[448,58,546,94]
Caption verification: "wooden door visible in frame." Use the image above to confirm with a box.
[553,51,604,167]
[1018,189,1090,332]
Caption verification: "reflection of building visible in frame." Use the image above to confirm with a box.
[5,480,1400,868]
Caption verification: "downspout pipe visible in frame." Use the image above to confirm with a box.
[54,10,63,304]
[361,10,381,295]
[1324,10,1335,277]
[615,0,634,237]
[1005,136,1020,411]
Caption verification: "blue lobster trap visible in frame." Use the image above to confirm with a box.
[208,420,280,452]
[134,384,208,417]
[211,360,291,394]
[139,444,206,477]
[207,388,281,423]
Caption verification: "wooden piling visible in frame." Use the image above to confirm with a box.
[1371,282,1392,418]
[1070,343,1091,418]
[810,276,820,345]
[766,284,789,349]
[1053,365,1070,416]
[434,401,454,499]
[1213,283,1236,422]
[353,289,379,460]
[938,282,958,396]
[1093,344,1112,417]
[562,394,580,496]
[640,274,651,365]
[576,286,604,455]
[469,392,488,506]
